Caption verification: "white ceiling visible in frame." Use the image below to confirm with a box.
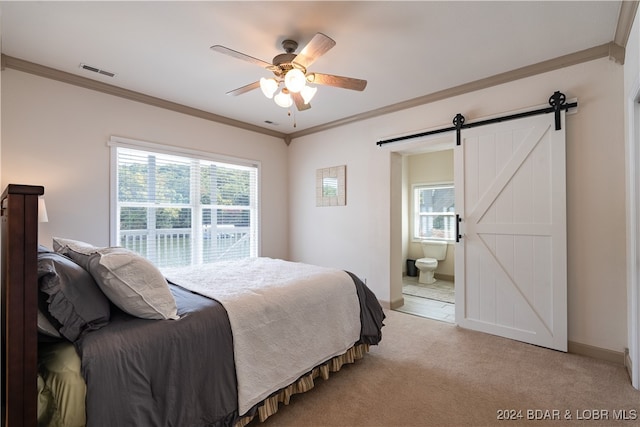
[0,1,622,136]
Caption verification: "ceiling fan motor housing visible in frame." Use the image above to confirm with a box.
[270,40,306,77]
[281,39,298,53]
[272,52,299,76]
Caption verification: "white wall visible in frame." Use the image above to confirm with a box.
[0,54,628,353]
[624,5,640,387]
[289,57,627,353]
[1,69,290,260]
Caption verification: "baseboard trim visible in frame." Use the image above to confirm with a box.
[568,341,625,366]
[383,292,624,366]
[380,297,405,310]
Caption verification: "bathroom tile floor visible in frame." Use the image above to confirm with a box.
[395,276,455,323]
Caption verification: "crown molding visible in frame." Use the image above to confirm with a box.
[0,54,288,142]
[1,39,625,145]
[615,1,639,49]
[288,42,616,140]
[289,3,638,139]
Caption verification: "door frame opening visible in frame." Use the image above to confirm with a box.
[389,134,456,318]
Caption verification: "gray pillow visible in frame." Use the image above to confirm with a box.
[38,252,111,341]
[37,309,61,339]
[37,243,62,339]
[53,237,179,320]
[52,238,95,270]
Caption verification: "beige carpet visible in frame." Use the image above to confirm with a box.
[258,310,639,427]
[402,280,455,304]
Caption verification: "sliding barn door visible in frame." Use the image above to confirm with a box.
[454,112,567,352]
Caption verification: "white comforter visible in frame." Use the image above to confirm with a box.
[162,257,361,415]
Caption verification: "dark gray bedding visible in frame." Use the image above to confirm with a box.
[347,272,385,346]
[76,284,238,427]
[75,273,384,427]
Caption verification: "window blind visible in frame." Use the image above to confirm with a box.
[114,144,258,268]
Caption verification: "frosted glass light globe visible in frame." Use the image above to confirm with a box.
[284,69,306,93]
[274,90,293,108]
[300,85,317,104]
[260,78,278,99]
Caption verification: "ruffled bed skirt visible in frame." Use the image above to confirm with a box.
[236,343,370,427]
[37,342,370,427]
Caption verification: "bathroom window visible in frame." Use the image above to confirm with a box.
[413,183,455,241]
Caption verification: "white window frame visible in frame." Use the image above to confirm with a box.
[108,136,261,265]
[412,182,455,242]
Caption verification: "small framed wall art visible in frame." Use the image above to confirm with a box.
[316,165,346,206]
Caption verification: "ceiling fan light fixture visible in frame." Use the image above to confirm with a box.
[284,68,306,93]
[260,77,278,99]
[274,89,293,108]
[212,33,367,115]
[300,85,317,104]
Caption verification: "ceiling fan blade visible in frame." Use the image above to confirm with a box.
[210,45,273,69]
[293,33,336,69]
[307,73,367,91]
[292,92,311,111]
[226,81,261,96]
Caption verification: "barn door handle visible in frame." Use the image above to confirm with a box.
[455,214,462,242]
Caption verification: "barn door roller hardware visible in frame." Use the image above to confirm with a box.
[376,91,577,147]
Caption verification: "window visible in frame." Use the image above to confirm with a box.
[110,138,259,268]
[413,183,455,241]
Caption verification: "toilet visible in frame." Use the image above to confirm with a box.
[415,240,448,285]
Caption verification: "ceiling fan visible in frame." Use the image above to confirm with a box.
[210,33,367,111]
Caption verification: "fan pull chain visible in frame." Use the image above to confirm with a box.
[287,109,297,128]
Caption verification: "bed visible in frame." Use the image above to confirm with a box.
[1,184,385,427]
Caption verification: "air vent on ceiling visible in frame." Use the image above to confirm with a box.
[80,63,116,78]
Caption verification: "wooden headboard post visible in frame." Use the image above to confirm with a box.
[1,184,43,427]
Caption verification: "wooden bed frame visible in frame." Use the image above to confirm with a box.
[1,184,44,427]
[0,184,381,427]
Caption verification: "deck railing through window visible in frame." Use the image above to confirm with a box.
[120,226,250,267]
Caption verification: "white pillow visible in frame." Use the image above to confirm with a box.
[52,237,179,320]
